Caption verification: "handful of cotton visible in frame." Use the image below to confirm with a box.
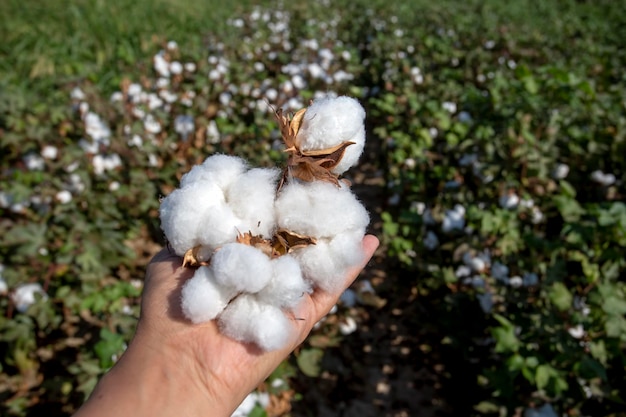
[159,96,369,351]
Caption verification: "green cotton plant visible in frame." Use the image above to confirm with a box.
[370,1,625,415]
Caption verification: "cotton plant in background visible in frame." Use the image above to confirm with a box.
[159,96,369,351]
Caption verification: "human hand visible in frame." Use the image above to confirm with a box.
[74,234,379,417]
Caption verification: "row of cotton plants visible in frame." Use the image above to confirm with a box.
[369,5,624,416]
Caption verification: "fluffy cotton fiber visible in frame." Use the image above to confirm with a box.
[159,180,239,256]
[181,266,238,323]
[275,180,369,238]
[218,294,292,351]
[180,154,247,190]
[293,230,366,292]
[225,167,280,238]
[275,180,369,292]
[210,243,273,293]
[160,95,370,352]
[295,96,366,175]
[256,255,310,309]
[160,155,279,257]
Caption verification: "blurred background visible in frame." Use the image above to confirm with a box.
[0,0,625,416]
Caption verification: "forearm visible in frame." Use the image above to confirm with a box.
[74,334,236,417]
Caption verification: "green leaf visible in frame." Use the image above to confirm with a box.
[442,267,457,284]
[577,356,607,380]
[248,405,268,417]
[606,315,626,340]
[535,364,554,390]
[94,328,126,369]
[297,348,323,377]
[506,353,524,371]
[589,340,607,365]
[559,181,577,198]
[549,282,572,311]
[602,295,626,316]
[553,195,585,222]
[491,315,520,353]
[474,401,500,413]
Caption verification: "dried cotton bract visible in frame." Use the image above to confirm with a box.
[159,95,370,351]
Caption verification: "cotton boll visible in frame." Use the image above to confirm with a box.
[294,231,365,292]
[295,96,366,174]
[160,180,236,255]
[180,154,247,190]
[211,243,272,293]
[295,242,343,292]
[181,267,238,323]
[275,181,369,238]
[328,229,366,268]
[219,294,292,351]
[195,203,246,250]
[226,167,280,237]
[257,255,310,309]
[12,283,47,313]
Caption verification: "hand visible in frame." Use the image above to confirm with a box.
[74,235,379,417]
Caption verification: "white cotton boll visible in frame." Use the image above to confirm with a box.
[442,204,466,233]
[339,316,358,335]
[293,240,338,291]
[499,192,520,209]
[160,180,239,255]
[226,167,280,237]
[181,267,238,323]
[232,391,270,417]
[211,243,272,293]
[12,283,47,313]
[591,170,616,186]
[329,229,366,268]
[257,255,310,309]
[180,155,247,190]
[154,52,170,77]
[552,163,570,180]
[275,181,369,238]
[219,294,292,351]
[295,96,366,174]
[294,231,364,292]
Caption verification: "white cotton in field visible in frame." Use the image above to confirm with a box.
[219,294,292,351]
[294,230,365,292]
[257,255,310,309]
[275,181,369,238]
[181,266,237,323]
[226,167,280,237]
[295,96,366,174]
[160,180,239,256]
[180,154,247,190]
[210,243,272,293]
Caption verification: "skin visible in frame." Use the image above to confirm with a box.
[74,235,379,417]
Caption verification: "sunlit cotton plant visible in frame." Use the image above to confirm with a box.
[159,96,369,351]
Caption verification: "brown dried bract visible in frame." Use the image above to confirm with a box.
[274,105,354,188]
[275,107,307,152]
[236,230,278,258]
[272,228,317,256]
[182,245,209,267]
